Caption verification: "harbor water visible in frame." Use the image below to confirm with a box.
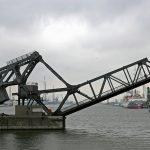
[0,104,150,150]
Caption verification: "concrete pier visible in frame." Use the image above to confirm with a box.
[0,115,65,130]
[0,106,65,130]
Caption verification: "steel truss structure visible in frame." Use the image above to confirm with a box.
[0,51,150,116]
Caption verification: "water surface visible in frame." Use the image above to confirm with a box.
[0,104,150,150]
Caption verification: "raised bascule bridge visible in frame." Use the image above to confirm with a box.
[0,51,150,129]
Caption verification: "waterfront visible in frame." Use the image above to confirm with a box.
[0,104,150,150]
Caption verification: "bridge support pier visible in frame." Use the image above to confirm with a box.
[0,106,65,130]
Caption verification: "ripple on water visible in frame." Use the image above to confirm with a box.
[1,104,150,150]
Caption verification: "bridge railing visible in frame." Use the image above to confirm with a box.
[6,51,35,65]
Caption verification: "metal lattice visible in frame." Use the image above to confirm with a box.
[53,58,150,116]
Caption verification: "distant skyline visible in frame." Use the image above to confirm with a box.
[0,0,150,89]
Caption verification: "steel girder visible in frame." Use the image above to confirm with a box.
[53,58,150,116]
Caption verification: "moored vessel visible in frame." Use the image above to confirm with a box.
[121,89,147,109]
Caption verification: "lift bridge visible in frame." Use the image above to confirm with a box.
[0,51,150,116]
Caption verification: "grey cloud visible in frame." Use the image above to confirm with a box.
[0,0,143,30]
[0,0,150,84]
[78,1,150,53]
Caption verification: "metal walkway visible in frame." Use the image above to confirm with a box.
[0,51,150,116]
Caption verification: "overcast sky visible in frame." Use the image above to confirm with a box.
[0,0,150,87]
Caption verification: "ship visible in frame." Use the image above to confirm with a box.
[121,89,147,109]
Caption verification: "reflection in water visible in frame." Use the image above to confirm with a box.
[0,104,150,150]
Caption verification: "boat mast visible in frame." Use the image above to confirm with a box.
[52,85,55,102]
[43,76,47,100]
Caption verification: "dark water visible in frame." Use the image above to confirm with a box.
[0,104,150,150]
